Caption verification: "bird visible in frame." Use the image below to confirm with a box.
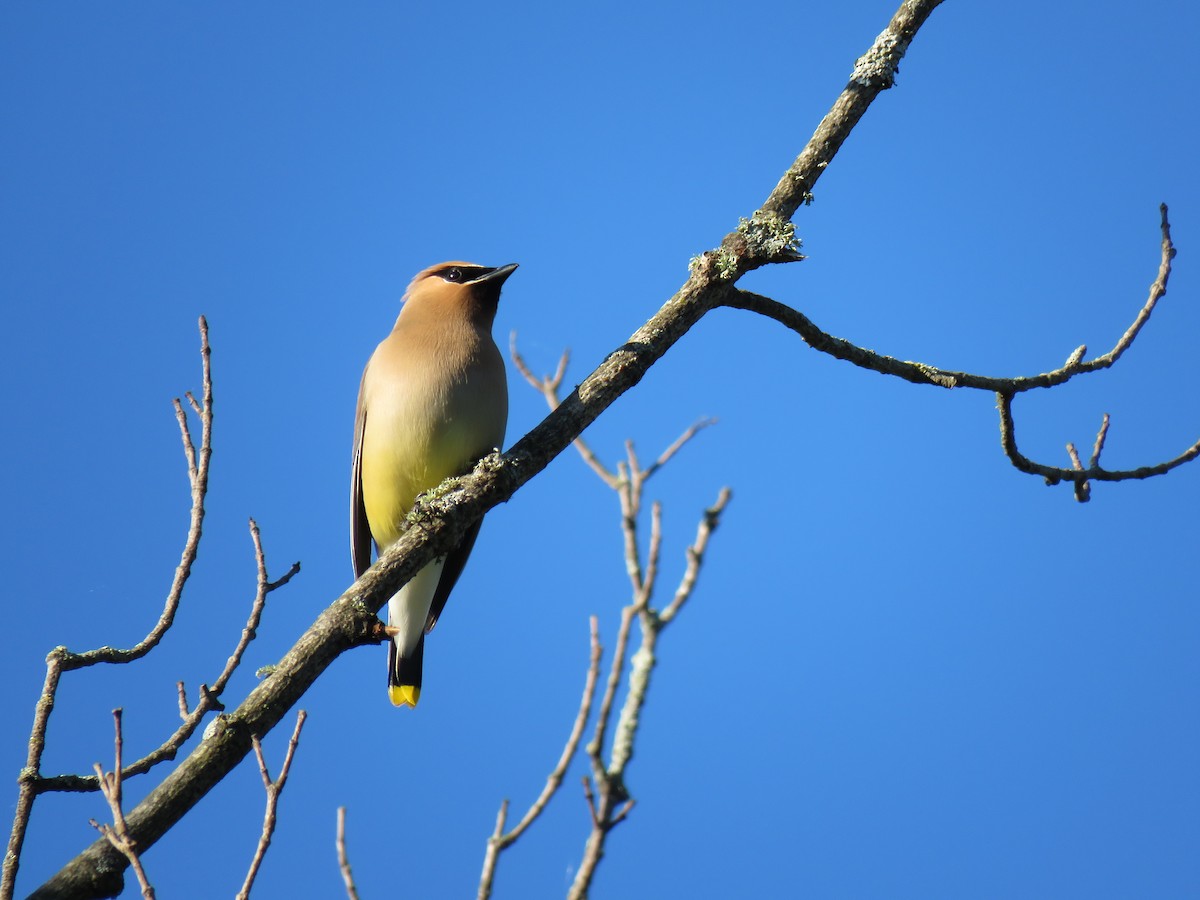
[350,261,516,707]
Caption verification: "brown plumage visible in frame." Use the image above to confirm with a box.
[350,261,516,707]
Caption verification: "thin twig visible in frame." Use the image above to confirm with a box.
[3,655,62,899]
[1090,414,1112,469]
[502,617,603,844]
[175,682,189,719]
[997,392,1200,494]
[644,417,718,480]
[336,808,360,900]
[725,201,1175,395]
[638,502,663,611]
[478,618,603,900]
[660,488,733,625]
[588,605,637,780]
[37,518,301,793]
[1066,443,1090,502]
[88,711,155,899]
[3,321,216,900]
[237,710,308,900]
[510,335,619,488]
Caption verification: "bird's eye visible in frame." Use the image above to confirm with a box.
[444,267,464,282]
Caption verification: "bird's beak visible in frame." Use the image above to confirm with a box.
[469,263,519,286]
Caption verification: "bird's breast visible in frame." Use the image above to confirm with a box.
[360,335,506,549]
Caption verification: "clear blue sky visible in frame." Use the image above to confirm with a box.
[3,2,1198,897]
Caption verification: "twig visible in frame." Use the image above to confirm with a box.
[3,320,215,900]
[644,418,717,480]
[237,710,308,900]
[1066,443,1090,502]
[511,336,619,488]
[336,808,360,900]
[723,204,1193,498]
[477,618,603,900]
[570,444,732,900]
[723,204,1175,396]
[512,325,736,899]
[997,392,1200,498]
[37,518,301,792]
[1089,414,1112,470]
[660,488,733,625]
[88,710,155,899]
[3,320,298,898]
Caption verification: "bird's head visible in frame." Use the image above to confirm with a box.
[400,261,519,329]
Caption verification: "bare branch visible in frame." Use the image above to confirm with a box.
[214,519,301,699]
[644,417,717,481]
[478,618,603,900]
[758,0,946,221]
[1066,443,1090,502]
[581,777,600,829]
[724,205,1194,497]
[572,464,731,900]
[2,655,63,900]
[588,605,637,782]
[88,711,155,900]
[724,205,1176,394]
[997,392,1200,497]
[660,488,734,626]
[237,711,307,900]
[503,617,602,845]
[638,502,663,612]
[617,462,644,597]
[87,315,214,666]
[36,517,300,794]
[1089,414,1112,470]
[175,683,189,720]
[335,808,360,900]
[511,334,619,487]
[3,319,215,899]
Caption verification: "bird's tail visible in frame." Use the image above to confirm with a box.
[388,632,424,707]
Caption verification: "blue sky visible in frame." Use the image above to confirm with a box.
[3,2,1198,897]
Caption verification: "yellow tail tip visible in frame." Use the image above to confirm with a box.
[389,685,420,707]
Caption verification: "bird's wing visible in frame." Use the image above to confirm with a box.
[350,365,374,579]
[425,518,484,633]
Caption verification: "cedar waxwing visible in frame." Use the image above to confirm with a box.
[350,261,516,707]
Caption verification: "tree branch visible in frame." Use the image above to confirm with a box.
[236,711,307,900]
[88,711,155,900]
[569,485,732,900]
[336,808,360,900]
[36,519,301,795]
[511,336,619,488]
[477,617,602,900]
[723,204,1193,497]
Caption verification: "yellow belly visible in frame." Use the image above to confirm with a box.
[361,433,464,548]
[360,393,503,549]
